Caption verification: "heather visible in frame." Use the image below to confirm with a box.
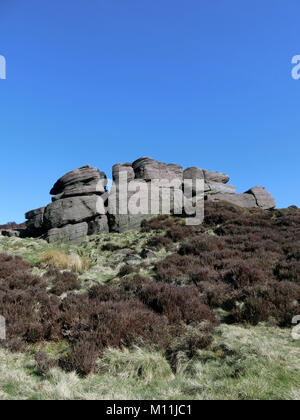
[0,201,299,399]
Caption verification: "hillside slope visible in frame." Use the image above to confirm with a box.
[0,201,299,400]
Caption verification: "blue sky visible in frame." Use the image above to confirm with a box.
[0,0,299,223]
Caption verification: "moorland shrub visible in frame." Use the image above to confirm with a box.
[153,203,300,326]
[0,254,216,377]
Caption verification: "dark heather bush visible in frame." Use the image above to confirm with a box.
[232,282,300,326]
[59,339,99,377]
[197,281,234,309]
[274,260,300,283]
[1,202,299,376]
[179,235,226,255]
[0,253,216,377]
[0,254,32,280]
[35,352,57,376]
[122,274,151,295]
[141,215,179,232]
[139,282,216,325]
[118,264,135,277]
[222,259,266,289]
[166,323,214,373]
[46,269,81,296]
[203,201,246,227]
[88,284,124,301]
[153,203,300,326]
[146,235,174,251]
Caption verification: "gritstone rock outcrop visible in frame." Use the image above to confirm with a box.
[22,157,276,242]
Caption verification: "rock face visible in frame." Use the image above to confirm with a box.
[25,165,109,242]
[245,186,276,210]
[25,207,45,237]
[43,195,105,229]
[206,193,257,208]
[24,157,277,242]
[47,222,89,243]
[50,165,107,198]
[1,230,21,238]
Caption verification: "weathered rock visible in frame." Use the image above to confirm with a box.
[123,254,142,265]
[203,169,230,184]
[206,182,236,195]
[245,186,276,210]
[140,248,156,259]
[108,179,183,232]
[112,163,135,182]
[44,195,106,229]
[1,229,21,238]
[183,167,232,197]
[46,222,88,243]
[25,207,46,236]
[132,157,183,182]
[23,158,277,242]
[115,248,135,256]
[206,193,257,208]
[88,215,109,235]
[50,165,107,197]
[183,167,205,196]
[183,167,204,182]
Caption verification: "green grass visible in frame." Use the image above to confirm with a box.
[1,234,299,400]
[0,324,299,400]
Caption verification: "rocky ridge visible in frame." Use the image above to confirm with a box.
[12,157,276,242]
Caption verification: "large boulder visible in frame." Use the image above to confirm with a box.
[108,177,184,233]
[132,157,183,182]
[205,182,236,195]
[245,186,276,210]
[23,159,277,242]
[43,195,106,229]
[88,215,109,235]
[112,163,135,182]
[50,165,107,197]
[206,193,257,208]
[183,167,231,196]
[108,181,153,233]
[203,169,230,184]
[46,222,88,243]
[1,230,21,238]
[25,207,46,236]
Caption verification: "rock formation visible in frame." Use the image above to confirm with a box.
[22,157,276,242]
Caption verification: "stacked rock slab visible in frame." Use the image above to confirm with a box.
[109,157,184,233]
[24,157,276,242]
[26,165,109,242]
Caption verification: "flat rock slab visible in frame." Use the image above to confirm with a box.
[112,163,135,182]
[25,206,45,232]
[203,169,230,184]
[206,193,257,208]
[46,222,88,243]
[206,182,236,195]
[132,157,183,182]
[50,165,107,196]
[88,215,109,235]
[44,195,106,229]
[1,230,21,238]
[245,186,276,210]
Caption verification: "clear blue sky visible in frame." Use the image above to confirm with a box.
[0,0,299,223]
